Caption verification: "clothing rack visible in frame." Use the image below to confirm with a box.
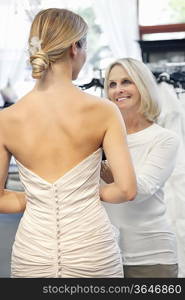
[154,71,185,86]
[78,78,104,90]
[152,71,185,98]
[78,68,105,96]
[146,62,185,98]
[147,62,185,91]
[78,78,104,96]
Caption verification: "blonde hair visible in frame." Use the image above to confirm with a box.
[104,58,161,122]
[28,8,88,79]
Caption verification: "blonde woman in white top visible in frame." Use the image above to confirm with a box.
[101,58,179,278]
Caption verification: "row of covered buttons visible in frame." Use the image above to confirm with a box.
[54,183,62,277]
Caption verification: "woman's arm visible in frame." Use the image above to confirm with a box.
[134,133,179,203]
[100,102,137,203]
[0,189,26,213]
[0,136,26,213]
[101,131,179,203]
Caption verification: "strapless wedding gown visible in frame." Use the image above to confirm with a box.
[11,148,123,278]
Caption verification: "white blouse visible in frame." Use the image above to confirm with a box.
[103,123,179,265]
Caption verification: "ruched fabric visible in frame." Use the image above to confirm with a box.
[11,148,123,278]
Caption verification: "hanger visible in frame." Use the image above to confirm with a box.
[78,78,104,90]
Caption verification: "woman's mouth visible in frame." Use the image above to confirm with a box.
[116,96,131,102]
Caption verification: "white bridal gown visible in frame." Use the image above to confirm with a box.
[11,148,123,278]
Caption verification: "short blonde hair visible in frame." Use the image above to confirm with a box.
[104,58,161,121]
[29,8,88,79]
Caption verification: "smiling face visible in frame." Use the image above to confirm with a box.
[108,64,141,114]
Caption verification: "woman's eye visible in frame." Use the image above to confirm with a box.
[109,82,116,88]
[122,79,131,85]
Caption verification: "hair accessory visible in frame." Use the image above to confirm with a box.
[29,36,42,55]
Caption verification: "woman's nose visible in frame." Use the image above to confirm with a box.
[115,84,125,94]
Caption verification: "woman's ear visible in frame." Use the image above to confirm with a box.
[70,42,78,58]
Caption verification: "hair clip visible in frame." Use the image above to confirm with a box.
[29,36,42,55]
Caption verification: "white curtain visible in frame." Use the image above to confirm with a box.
[0,0,30,90]
[93,0,142,60]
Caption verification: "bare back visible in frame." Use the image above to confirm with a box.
[0,86,108,183]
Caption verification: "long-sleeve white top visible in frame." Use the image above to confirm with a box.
[103,123,179,265]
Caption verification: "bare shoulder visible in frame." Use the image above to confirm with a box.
[0,105,14,126]
[83,91,121,118]
[0,104,18,126]
[0,94,30,130]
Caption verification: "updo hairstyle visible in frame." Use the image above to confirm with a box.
[28,8,88,79]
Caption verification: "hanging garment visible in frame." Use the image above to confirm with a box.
[157,82,185,277]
